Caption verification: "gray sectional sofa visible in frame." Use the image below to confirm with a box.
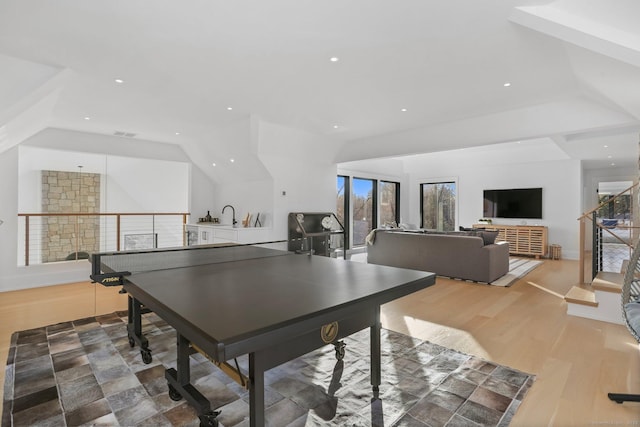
[366,230,510,283]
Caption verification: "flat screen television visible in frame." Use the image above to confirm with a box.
[483,188,542,219]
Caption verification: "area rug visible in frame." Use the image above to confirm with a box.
[490,258,543,287]
[3,311,535,426]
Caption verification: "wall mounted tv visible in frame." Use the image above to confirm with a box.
[483,188,543,219]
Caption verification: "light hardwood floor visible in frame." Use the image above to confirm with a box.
[1,259,639,425]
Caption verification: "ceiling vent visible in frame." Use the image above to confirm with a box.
[113,131,137,138]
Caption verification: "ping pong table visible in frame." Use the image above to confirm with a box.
[91,242,435,426]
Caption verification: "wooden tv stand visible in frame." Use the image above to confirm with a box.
[473,224,548,258]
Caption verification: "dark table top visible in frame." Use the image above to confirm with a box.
[100,245,435,359]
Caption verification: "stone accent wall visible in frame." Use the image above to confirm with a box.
[41,171,101,263]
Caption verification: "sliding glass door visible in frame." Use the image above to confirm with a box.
[337,176,398,248]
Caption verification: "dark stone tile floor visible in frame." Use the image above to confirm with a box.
[3,311,534,426]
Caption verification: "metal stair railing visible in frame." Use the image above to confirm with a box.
[578,182,638,284]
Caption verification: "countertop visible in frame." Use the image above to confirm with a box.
[192,223,268,230]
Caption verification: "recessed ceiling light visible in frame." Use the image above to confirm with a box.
[604,145,609,148]
[333,125,339,129]
[330,57,339,62]
[400,108,408,112]
[503,82,511,87]
[227,107,233,111]
[115,78,124,84]
[84,117,91,120]
[230,158,235,163]
[212,162,216,167]
[175,132,180,136]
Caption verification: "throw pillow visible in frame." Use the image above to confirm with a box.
[399,223,419,230]
[479,230,498,245]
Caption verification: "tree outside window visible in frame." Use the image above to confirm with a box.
[336,176,398,248]
[380,181,399,226]
[336,176,346,227]
[352,178,376,246]
[421,182,456,231]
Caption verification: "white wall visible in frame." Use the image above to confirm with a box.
[208,118,340,241]
[101,156,189,213]
[18,146,190,213]
[258,119,339,240]
[0,146,23,287]
[214,179,274,228]
[204,118,341,244]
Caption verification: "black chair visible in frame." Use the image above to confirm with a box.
[608,238,640,404]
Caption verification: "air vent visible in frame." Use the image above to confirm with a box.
[113,131,137,138]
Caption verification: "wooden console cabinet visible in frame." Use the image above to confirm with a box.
[474,224,548,258]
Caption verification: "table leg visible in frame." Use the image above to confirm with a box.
[370,306,381,396]
[127,296,151,363]
[176,333,190,385]
[166,333,218,426]
[127,295,134,344]
[249,352,265,427]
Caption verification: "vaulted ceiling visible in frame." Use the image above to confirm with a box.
[1,0,638,172]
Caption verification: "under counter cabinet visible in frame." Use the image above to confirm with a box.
[189,225,271,245]
[199,229,214,245]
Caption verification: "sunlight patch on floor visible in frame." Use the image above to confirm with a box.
[381,312,492,360]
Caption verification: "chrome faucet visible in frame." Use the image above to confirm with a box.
[222,205,237,227]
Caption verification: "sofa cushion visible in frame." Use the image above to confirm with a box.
[450,228,497,245]
[478,230,499,245]
[399,223,419,230]
[426,230,474,237]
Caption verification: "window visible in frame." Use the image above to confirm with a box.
[336,175,399,248]
[421,181,456,231]
[379,181,399,226]
[352,178,377,246]
[336,175,349,249]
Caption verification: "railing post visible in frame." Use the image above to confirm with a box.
[592,215,599,280]
[117,214,121,251]
[579,218,585,284]
[183,214,188,246]
[75,214,80,260]
[25,215,30,266]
